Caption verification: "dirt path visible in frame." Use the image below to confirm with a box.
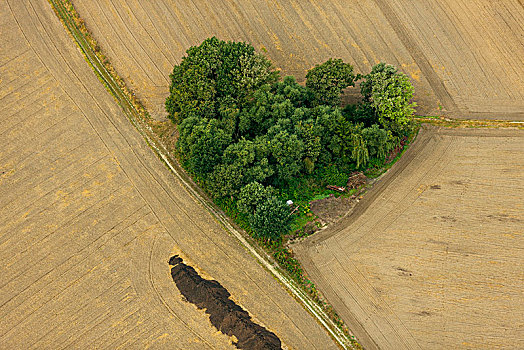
[0,1,337,348]
[294,126,524,349]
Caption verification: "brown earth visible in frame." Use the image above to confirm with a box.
[169,255,281,350]
[70,0,524,120]
[0,1,337,348]
[294,126,524,349]
[310,195,354,225]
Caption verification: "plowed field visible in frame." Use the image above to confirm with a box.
[295,127,524,349]
[0,1,336,348]
[71,0,524,120]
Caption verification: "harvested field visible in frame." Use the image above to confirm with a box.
[294,126,524,349]
[71,0,524,120]
[0,1,337,348]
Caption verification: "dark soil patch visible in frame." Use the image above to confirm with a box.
[346,172,367,190]
[168,256,282,350]
[310,194,354,224]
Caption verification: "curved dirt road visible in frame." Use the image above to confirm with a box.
[295,126,524,349]
[0,1,337,348]
[71,0,524,120]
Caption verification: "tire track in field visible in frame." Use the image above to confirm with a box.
[296,127,524,349]
[72,0,443,116]
[105,0,169,85]
[2,3,227,344]
[53,1,349,346]
[2,0,341,348]
[372,0,458,113]
[44,4,316,348]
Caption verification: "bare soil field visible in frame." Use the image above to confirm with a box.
[294,126,524,349]
[70,0,524,120]
[0,1,337,348]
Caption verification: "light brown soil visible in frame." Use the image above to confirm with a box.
[0,1,336,348]
[70,0,524,120]
[294,126,524,349]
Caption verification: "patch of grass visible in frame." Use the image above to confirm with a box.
[415,115,440,119]
[310,193,331,202]
[416,116,524,129]
[289,213,313,233]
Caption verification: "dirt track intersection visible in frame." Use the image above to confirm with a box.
[295,127,524,349]
[0,1,336,348]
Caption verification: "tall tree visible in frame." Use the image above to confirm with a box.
[177,117,231,176]
[360,63,416,135]
[305,58,356,107]
[237,182,291,241]
[165,37,279,126]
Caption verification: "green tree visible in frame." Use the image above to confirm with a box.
[351,129,369,168]
[296,122,321,174]
[237,182,291,240]
[237,84,274,138]
[305,58,356,107]
[238,77,311,139]
[360,63,416,135]
[361,124,391,160]
[208,138,274,198]
[251,196,291,241]
[273,76,311,108]
[237,181,275,214]
[165,37,279,125]
[266,127,305,183]
[177,117,231,176]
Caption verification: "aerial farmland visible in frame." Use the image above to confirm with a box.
[295,127,524,349]
[71,0,524,121]
[0,1,335,348]
[1,0,523,349]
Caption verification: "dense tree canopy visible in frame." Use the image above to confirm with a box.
[360,63,416,135]
[237,182,291,240]
[305,58,356,107]
[165,36,279,125]
[166,38,417,240]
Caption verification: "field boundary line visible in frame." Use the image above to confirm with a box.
[415,116,524,128]
[46,0,356,348]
